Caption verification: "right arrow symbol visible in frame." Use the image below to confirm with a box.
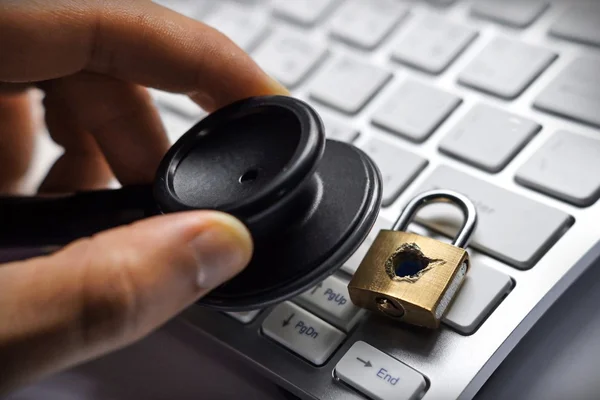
[356,357,372,367]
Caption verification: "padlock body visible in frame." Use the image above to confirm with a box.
[348,230,469,328]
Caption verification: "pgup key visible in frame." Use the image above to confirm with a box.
[323,288,347,306]
[348,189,477,329]
[296,275,365,332]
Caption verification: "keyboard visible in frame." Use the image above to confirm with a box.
[151,0,600,399]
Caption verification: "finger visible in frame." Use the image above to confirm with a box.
[40,72,169,187]
[38,77,114,192]
[1,0,289,112]
[0,91,37,194]
[0,210,253,394]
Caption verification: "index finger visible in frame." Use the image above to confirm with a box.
[0,0,288,110]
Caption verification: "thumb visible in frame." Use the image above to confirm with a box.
[0,211,253,394]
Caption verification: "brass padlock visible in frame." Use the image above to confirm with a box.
[347,189,477,329]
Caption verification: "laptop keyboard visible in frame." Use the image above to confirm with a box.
[533,56,600,128]
[370,79,463,142]
[412,165,573,268]
[273,0,341,26]
[515,129,600,206]
[457,36,558,99]
[150,1,600,399]
[328,0,409,50]
[438,103,541,173]
[252,29,329,88]
[549,2,600,47]
[389,13,478,74]
[309,55,394,114]
[469,0,550,28]
[360,135,429,206]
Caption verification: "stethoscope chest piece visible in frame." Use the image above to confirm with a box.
[155,96,382,310]
[0,95,383,311]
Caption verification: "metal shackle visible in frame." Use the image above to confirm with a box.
[392,189,478,249]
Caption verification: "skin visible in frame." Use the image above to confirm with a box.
[0,0,289,395]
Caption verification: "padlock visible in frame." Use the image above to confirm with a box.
[347,189,477,329]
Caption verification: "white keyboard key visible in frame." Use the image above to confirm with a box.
[372,79,462,142]
[203,3,269,51]
[426,0,456,5]
[533,57,600,129]
[320,114,360,143]
[411,165,573,269]
[342,214,394,275]
[516,130,600,207]
[226,310,262,324]
[273,0,340,26]
[309,56,392,115]
[443,261,512,334]
[335,341,427,400]
[471,0,549,28]
[329,0,408,50]
[549,3,600,48]
[391,14,478,74]
[150,90,207,120]
[296,275,365,331]
[252,30,328,88]
[153,0,214,19]
[458,37,557,99]
[159,109,197,144]
[360,136,428,206]
[261,302,345,365]
[439,103,541,172]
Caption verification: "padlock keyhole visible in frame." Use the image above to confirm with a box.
[376,297,405,318]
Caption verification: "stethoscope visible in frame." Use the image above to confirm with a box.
[0,95,383,312]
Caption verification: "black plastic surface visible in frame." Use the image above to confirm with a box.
[0,185,158,247]
[154,96,325,225]
[199,139,382,310]
[172,111,301,208]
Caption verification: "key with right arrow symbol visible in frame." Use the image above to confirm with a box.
[334,341,427,399]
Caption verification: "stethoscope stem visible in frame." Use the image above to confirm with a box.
[0,185,158,248]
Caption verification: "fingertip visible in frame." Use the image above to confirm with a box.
[137,209,254,261]
[199,211,254,259]
[121,209,254,289]
[189,211,253,289]
[188,72,291,112]
[265,75,290,96]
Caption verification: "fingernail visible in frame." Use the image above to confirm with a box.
[266,75,290,95]
[191,213,253,289]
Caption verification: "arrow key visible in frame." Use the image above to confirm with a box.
[262,302,346,366]
[295,275,365,331]
[335,341,427,400]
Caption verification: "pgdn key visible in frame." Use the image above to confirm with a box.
[262,302,346,365]
[295,321,319,338]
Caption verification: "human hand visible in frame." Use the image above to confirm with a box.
[0,0,288,394]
